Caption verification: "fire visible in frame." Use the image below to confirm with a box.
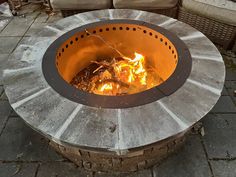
[70,52,163,96]
[100,82,113,91]
[97,52,147,95]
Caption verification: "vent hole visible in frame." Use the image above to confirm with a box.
[75,37,78,41]
[169,46,171,50]
[93,30,96,34]
[70,41,73,45]
[155,35,158,38]
[113,27,116,30]
[59,53,61,57]
[172,50,174,54]
[165,42,167,46]
[66,44,68,48]
[99,29,103,32]
[106,28,109,31]
[119,27,123,30]
[160,38,163,42]
[81,35,84,38]
[149,32,153,36]
[143,30,147,33]
[62,48,64,52]
[126,27,129,30]
[133,28,136,31]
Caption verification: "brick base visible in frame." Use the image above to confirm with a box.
[49,132,186,172]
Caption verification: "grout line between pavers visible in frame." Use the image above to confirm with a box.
[34,163,40,177]
[151,166,155,177]
[0,115,10,137]
[209,157,236,161]
[199,134,215,177]
[208,112,236,115]
[0,159,70,163]
[0,18,13,33]
[9,12,41,54]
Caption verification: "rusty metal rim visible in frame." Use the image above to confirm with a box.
[42,19,192,108]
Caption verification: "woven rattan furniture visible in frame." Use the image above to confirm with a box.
[50,0,179,18]
[178,0,236,51]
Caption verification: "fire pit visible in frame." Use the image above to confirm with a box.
[42,19,191,108]
[3,9,225,172]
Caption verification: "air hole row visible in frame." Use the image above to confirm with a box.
[57,27,176,59]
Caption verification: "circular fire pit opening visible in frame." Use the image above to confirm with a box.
[42,19,192,108]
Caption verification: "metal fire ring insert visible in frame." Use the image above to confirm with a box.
[3,9,225,172]
[42,19,192,108]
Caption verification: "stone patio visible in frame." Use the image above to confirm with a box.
[0,3,235,177]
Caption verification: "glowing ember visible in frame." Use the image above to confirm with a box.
[70,52,163,95]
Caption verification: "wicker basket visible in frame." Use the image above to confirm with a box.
[178,7,236,50]
[61,6,178,19]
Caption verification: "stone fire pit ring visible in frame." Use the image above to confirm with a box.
[3,9,225,172]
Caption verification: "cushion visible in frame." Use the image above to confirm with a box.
[113,0,178,9]
[182,0,236,25]
[51,0,112,10]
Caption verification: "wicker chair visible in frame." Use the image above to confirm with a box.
[177,0,236,51]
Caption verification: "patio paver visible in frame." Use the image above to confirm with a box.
[37,162,92,177]
[0,17,34,36]
[0,37,21,54]
[0,163,38,177]
[211,160,236,177]
[153,135,212,177]
[0,117,64,161]
[211,96,236,113]
[202,114,236,159]
[0,100,11,134]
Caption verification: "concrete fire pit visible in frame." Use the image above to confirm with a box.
[3,9,225,172]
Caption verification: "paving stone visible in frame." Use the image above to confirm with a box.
[37,162,92,177]
[211,160,236,177]
[0,18,12,32]
[225,81,236,104]
[34,12,49,23]
[226,69,236,81]
[0,91,8,100]
[221,86,228,96]
[95,169,152,177]
[211,96,236,113]
[0,100,12,133]
[0,85,3,94]
[0,17,34,36]
[9,109,19,117]
[0,37,21,53]
[153,135,211,177]
[0,117,64,161]
[46,12,63,23]
[224,54,236,81]
[0,163,38,177]
[25,22,50,37]
[202,114,236,159]
[0,54,9,84]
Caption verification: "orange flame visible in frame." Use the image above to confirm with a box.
[96,52,147,95]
